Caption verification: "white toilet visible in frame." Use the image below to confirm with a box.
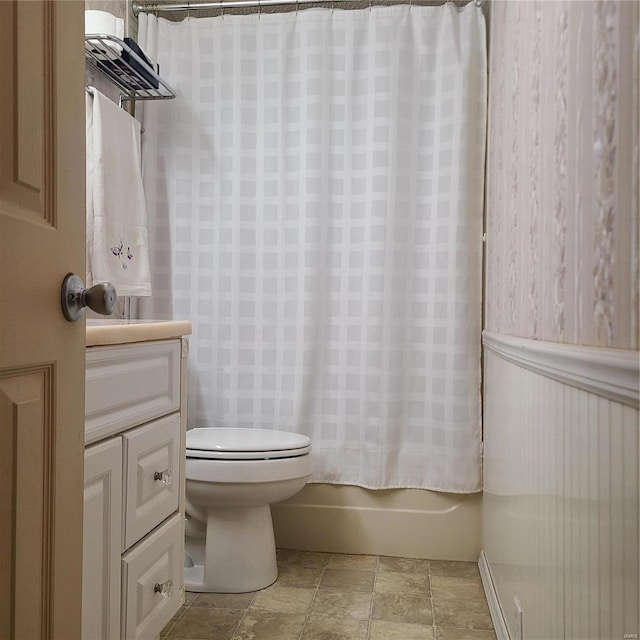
[183,427,312,593]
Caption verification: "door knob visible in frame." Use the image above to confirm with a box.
[61,273,117,322]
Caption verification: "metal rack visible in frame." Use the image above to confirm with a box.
[85,34,175,102]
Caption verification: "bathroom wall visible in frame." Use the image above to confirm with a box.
[483,1,639,639]
[485,0,638,350]
[85,0,126,16]
[85,0,126,103]
[483,346,638,640]
[85,0,138,318]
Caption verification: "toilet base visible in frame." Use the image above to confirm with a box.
[184,505,278,593]
[184,563,278,594]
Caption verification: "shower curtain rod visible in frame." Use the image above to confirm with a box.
[132,0,483,16]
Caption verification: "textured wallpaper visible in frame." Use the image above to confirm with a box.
[485,0,639,349]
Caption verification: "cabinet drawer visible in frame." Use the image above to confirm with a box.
[123,414,181,549]
[85,340,180,445]
[121,513,183,640]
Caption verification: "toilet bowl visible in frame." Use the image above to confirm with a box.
[184,427,312,593]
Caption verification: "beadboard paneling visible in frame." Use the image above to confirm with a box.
[482,346,639,640]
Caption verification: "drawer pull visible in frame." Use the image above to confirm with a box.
[154,579,173,599]
[154,470,173,486]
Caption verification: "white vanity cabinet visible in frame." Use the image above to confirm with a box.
[82,332,189,640]
[83,438,123,639]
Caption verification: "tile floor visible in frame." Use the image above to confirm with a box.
[161,550,497,640]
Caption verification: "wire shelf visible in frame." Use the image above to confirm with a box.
[85,34,176,101]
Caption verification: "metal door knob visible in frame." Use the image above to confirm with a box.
[61,273,117,322]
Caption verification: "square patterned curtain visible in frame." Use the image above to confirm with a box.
[139,4,487,491]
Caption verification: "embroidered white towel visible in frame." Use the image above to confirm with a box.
[86,87,152,296]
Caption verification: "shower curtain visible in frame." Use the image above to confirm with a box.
[139,4,487,492]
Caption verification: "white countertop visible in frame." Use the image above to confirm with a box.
[86,319,192,347]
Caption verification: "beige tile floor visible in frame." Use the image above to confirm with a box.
[161,551,497,640]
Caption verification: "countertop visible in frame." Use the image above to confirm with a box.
[86,319,192,347]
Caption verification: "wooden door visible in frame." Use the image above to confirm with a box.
[0,2,86,638]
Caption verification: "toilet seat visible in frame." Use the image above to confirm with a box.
[186,427,311,460]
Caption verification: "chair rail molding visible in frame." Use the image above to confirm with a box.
[482,330,639,408]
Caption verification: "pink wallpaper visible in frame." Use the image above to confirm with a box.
[485,0,639,349]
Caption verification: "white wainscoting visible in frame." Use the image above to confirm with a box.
[482,331,639,640]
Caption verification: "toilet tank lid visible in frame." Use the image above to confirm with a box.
[186,427,311,452]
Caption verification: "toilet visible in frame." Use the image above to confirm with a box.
[183,427,312,593]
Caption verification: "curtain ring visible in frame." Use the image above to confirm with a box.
[186,0,191,18]
[219,0,225,20]
[258,0,261,18]
[369,0,372,12]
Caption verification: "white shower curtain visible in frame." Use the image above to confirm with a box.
[139,4,486,492]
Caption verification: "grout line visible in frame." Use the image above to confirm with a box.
[230,580,271,639]
[160,620,176,638]
[365,555,381,640]
[229,598,253,639]
[161,591,198,639]
[296,553,329,639]
[428,559,438,639]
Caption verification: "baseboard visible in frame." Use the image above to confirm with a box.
[479,550,510,640]
[271,484,482,560]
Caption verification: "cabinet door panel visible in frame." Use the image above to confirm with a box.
[123,414,180,549]
[121,513,183,640]
[83,438,122,640]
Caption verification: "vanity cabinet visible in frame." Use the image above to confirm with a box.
[83,438,123,639]
[82,336,189,640]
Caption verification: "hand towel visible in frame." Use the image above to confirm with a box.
[86,87,152,296]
